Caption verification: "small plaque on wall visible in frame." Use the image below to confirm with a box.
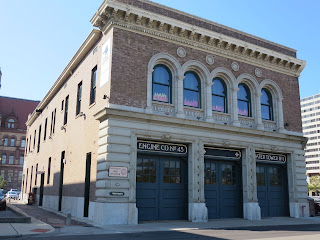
[109,167,128,177]
[110,192,125,196]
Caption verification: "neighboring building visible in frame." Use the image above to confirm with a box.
[301,93,320,180]
[23,0,308,225]
[0,96,39,191]
[0,68,2,89]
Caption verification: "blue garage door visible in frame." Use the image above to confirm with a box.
[257,163,289,217]
[204,160,242,219]
[136,154,188,221]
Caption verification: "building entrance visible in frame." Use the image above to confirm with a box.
[136,154,188,221]
[257,163,289,217]
[204,147,242,219]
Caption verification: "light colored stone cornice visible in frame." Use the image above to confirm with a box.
[26,29,102,126]
[94,106,306,146]
[91,0,306,77]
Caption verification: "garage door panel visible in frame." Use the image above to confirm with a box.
[257,163,289,217]
[221,190,237,199]
[205,159,242,219]
[204,188,218,199]
[137,154,188,221]
[257,191,267,199]
[138,208,158,221]
[220,206,240,218]
[159,207,186,220]
[137,188,157,197]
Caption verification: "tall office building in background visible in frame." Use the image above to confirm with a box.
[301,93,320,179]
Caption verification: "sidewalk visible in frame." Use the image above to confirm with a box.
[2,201,320,238]
[0,203,54,238]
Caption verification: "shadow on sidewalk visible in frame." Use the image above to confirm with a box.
[12,202,91,228]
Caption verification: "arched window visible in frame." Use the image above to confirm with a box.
[237,83,251,117]
[152,64,172,103]
[3,137,8,146]
[212,78,227,113]
[8,119,15,128]
[261,88,273,120]
[10,138,15,147]
[184,71,201,108]
[9,154,14,164]
[1,154,6,164]
[21,139,26,148]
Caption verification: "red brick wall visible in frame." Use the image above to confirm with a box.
[110,27,302,132]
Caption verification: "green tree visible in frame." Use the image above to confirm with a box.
[308,175,320,193]
[0,175,7,189]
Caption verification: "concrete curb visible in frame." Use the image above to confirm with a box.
[0,204,31,223]
[0,203,56,239]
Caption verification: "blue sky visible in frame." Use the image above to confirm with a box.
[0,0,318,101]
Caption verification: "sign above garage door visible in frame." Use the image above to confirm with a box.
[204,147,241,160]
[137,140,187,154]
[256,152,286,163]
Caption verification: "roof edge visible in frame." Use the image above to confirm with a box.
[26,29,102,126]
[142,0,297,53]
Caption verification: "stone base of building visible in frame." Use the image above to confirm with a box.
[188,203,208,222]
[290,202,310,218]
[93,202,138,225]
[243,202,261,220]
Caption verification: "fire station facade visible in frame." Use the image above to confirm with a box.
[23,0,308,225]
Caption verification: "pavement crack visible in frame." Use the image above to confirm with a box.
[9,222,19,235]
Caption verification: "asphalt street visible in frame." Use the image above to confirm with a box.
[6,224,320,240]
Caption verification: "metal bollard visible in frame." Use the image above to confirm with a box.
[66,213,71,226]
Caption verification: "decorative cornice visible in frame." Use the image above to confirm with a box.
[91,1,306,77]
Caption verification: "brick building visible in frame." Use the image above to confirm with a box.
[0,96,39,191]
[23,0,308,225]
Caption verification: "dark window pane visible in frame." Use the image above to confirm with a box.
[170,176,176,183]
[137,175,142,182]
[163,176,170,183]
[143,175,149,183]
[204,161,217,185]
[163,159,181,184]
[261,90,269,105]
[152,65,172,104]
[256,166,266,186]
[153,66,170,85]
[169,160,175,168]
[184,90,199,107]
[269,167,282,186]
[212,95,225,112]
[261,89,273,121]
[169,168,176,175]
[176,177,181,184]
[238,85,249,101]
[184,73,199,90]
[212,79,224,95]
[238,84,251,117]
[150,175,156,183]
[136,158,156,183]
[222,164,236,185]
[153,84,169,103]
[238,101,249,116]
[261,105,270,120]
